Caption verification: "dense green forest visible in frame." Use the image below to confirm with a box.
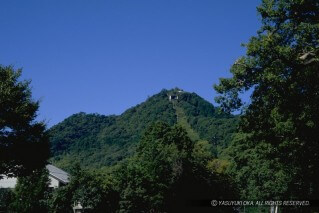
[2,122,238,213]
[1,0,318,212]
[49,88,238,171]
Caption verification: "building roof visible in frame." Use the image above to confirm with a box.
[46,164,70,184]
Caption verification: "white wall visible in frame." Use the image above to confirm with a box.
[0,177,17,188]
[0,176,62,188]
[48,176,60,188]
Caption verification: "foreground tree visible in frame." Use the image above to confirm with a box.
[116,122,236,212]
[0,188,14,212]
[214,0,319,205]
[10,168,51,213]
[50,166,118,213]
[0,65,50,176]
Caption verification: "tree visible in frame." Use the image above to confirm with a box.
[49,165,118,213]
[0,188,14,212]
[116,122,236,212]
[116,122,190,212]
[214,0,319,204]
[10,168,51,213]
[0,65,50,177]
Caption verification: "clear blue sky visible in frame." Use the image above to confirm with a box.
[0,0,261,127]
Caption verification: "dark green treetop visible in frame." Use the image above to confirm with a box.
[116,122,237,212]
[0,65,49,177]
[215,0,319,201]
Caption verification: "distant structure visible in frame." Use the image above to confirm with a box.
[169,95,179,101]
[168,89,184,101]
[0,164,70,189]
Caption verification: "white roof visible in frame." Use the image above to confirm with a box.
[46,164,70,184]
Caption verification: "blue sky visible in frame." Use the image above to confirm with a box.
[0,0,261,127]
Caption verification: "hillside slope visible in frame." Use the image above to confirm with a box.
[49,88,238,170]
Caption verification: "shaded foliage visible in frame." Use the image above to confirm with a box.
[0,65,50,176]
[115,122,237,213]
[10,168,51,213]
[0,188,14,212]
[214,0,319,212]
[49,165,118,213]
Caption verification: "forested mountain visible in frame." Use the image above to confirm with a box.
[49,88,238,170]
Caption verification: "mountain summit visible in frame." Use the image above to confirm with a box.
[49,88,238,170]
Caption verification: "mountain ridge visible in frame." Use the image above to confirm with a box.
[49,88,238,170]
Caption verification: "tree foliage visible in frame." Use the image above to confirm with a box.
[10,168,51,213]
[49,166,118,213]
[0,188,14,212]
[176,91,239,155]
[116,122,237,212]
[214,0,319,203]
[0,65,49,176]
[49,89,237,170]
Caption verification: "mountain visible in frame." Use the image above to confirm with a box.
[49,88,238,170]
